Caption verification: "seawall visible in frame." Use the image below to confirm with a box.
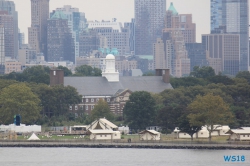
[1,142,250,150]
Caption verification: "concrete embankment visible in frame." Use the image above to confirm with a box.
[1,142,250,150]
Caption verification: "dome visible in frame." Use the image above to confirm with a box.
[106,54,115,59]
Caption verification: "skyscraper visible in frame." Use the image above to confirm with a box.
[211,0,249,71]
[211,0,222,32]
[0,0,18,59]
[28,0,49,59]
[47,11,75,62]
[134,0,166,55]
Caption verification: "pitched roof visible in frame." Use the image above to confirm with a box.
[64,76,172,96]
[168,2,178,15]
[50,11,67,20]
[139,130,160,135]
[28,133,40,140]
[226,129,250,134]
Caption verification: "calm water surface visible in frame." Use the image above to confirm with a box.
[0,148,249,166]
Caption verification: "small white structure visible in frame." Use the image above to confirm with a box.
[139,130,161,141]
[87,130,120,140]
[226,127,250,141]
[0,124,41,133]
[28,133,40,140]
[102,54,119,82]
[118,126,129,134]
[174,125,230,139]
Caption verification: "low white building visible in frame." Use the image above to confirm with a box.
[226,127,250,141]
[139,130,161,141]
[86,118,121,140]
[174,125,230,139]
[0,124,41,133]
[87,130,120,140]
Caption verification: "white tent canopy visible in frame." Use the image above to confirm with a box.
[28,133,40,140]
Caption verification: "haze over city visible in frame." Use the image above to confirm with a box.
[13,0,210,42]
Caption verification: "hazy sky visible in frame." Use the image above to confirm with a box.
[12,0,210,42]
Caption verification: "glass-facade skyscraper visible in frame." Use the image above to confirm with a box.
[211,0,222,32]
[134,0,166,55]
[211,0,249,71]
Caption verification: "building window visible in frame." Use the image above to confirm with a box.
[243,135,245,137]
[86,105,88,110]
[69,106,72,110]
[91,98,94,102]
[201,132,203,135]
[96,98,99,102]
[107,98,110,102]
[75,106,78,110]
[86,99,89,102]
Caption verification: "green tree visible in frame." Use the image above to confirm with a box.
[123,91,156,130]
[236,71,250,83]
[187,93,234,141]
[74,65,102,76]
[57,66,72,76]
[178,113,201,141]
[90,99,114,121]
[0,83,41,124]
[190,66,216,78]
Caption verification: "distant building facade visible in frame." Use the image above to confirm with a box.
[88,20,130,56]
[28,0,50,59]
[47,11,75,62]
[134,0,166,55]
[202,34,240,75]
[0,0,18,59]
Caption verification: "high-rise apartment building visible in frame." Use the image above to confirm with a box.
[202,34,240,75]
[124,19,135,54]
[47,11,75,62]
[88,20,130,56]
[211,0,249,71]
[0,25,4,74]
[0,0,18,59]
[0,11,14,59]
[28,0,49,59]
[134,0,166,55]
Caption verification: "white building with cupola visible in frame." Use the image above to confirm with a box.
[49,54,173,117]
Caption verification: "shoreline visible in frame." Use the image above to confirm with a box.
[1,142,250,150]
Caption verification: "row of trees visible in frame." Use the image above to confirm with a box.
[0,65,102,85]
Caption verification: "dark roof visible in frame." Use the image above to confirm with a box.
[64,76,172,96]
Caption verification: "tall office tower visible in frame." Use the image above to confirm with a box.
[134,0,166,55]
[161,3,190,77]
[0,0,18,59]
[0,11,15,60]
[124,18,135,55]
[202,34,240,75]
[47,11,75,62]
[0,25,4,74]
[28,0,49,59]
[165,3,196,43]
[211,0,222,32]
[53,5,88,62]
[222,0,249,71]
[88,20,130,56]
[211,0,249,71]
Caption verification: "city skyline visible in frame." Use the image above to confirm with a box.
[13,0,210,42]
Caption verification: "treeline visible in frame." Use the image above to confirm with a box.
[123,66,250,136]
[0,65,102,85]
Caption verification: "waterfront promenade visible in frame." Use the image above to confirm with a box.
[1,140,250,150]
